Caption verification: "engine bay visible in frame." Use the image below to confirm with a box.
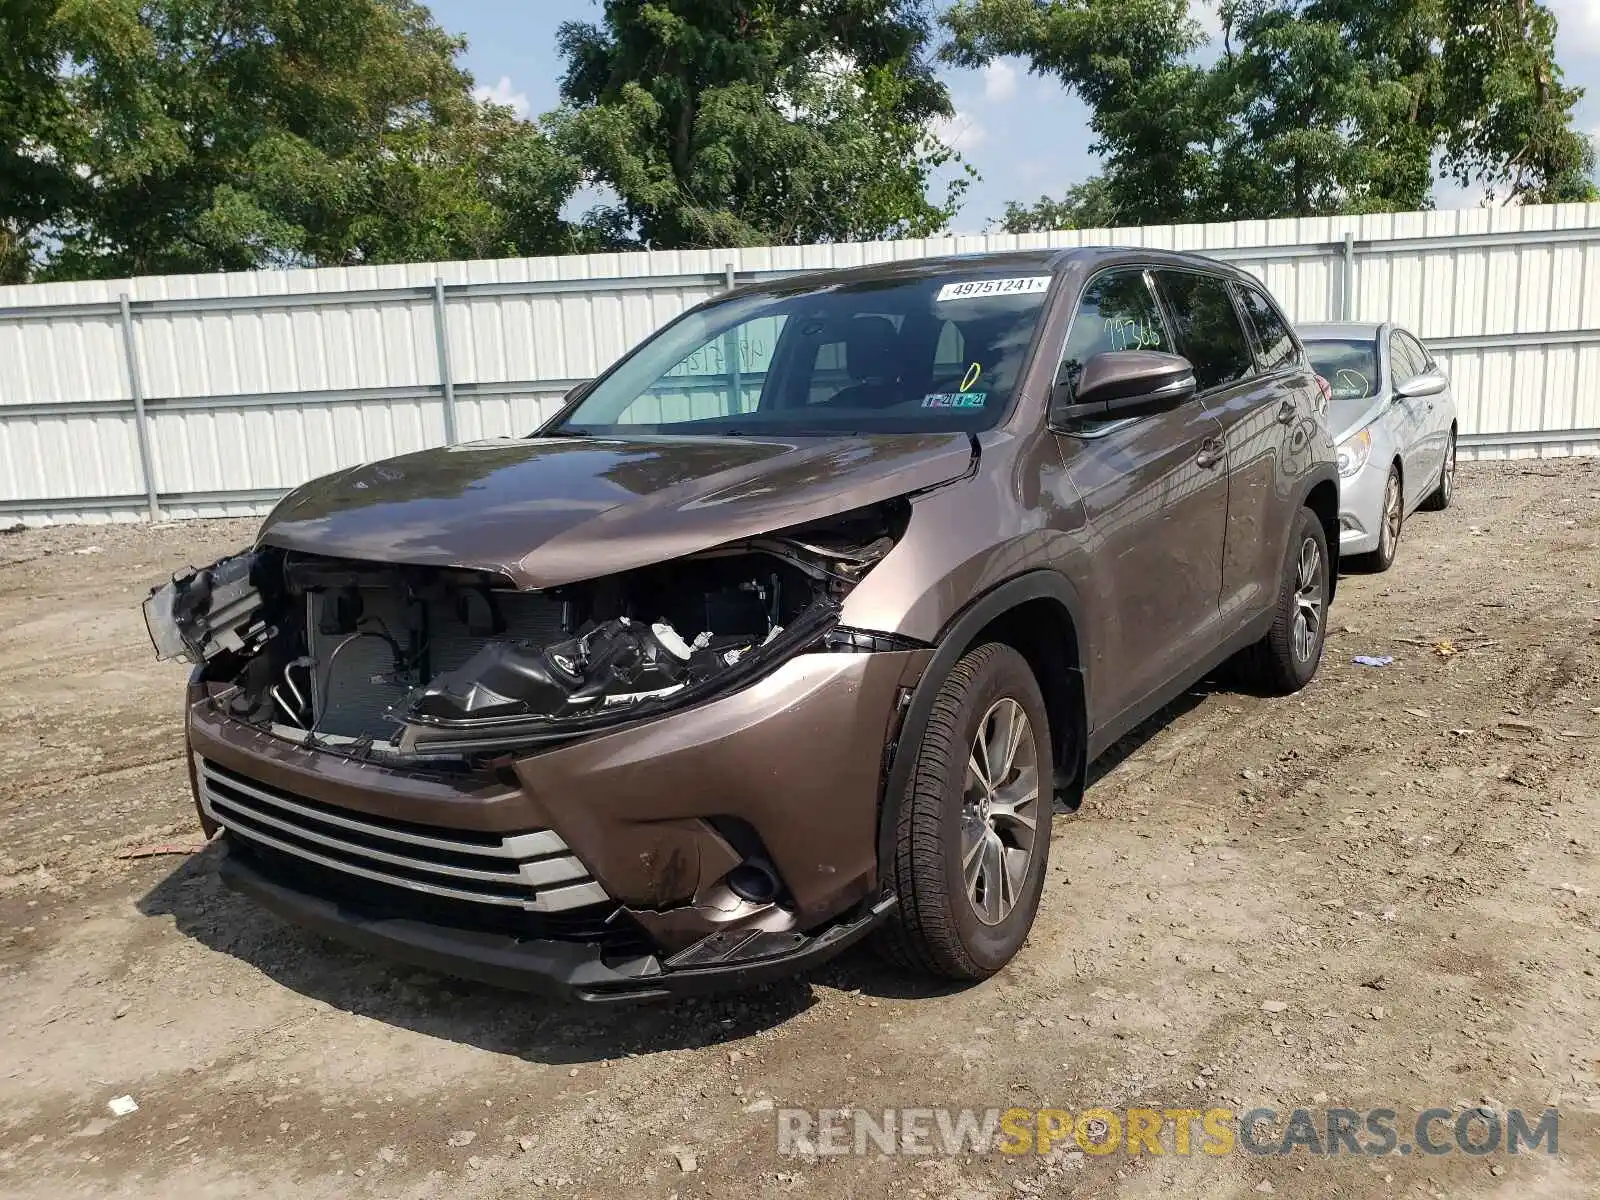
[145,507,906,763]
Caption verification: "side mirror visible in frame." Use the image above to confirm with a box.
[563,380,594,404]
[1050,351,1198,428]
[1396,371,1447,400]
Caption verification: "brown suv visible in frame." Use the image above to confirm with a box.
[144,249,1338,1001]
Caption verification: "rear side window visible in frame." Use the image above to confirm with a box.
[1057,269,1171,398]
[1154,270,1255,392]
[1235,284,1300,372]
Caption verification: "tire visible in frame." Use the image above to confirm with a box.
[1420,428,1456,511]
[876,642,1052,981]
[1237,507,1330,696]
[1353,463,1402,573]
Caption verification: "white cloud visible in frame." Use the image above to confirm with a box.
[1189,0,1223,42]
[983,60,1018,103]
[934,111,987,154]
[1549,0,1600,55]
[473,76,530,119]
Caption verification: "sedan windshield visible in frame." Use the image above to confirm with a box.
[547,271,1054,437]
[1305,338,1380,402]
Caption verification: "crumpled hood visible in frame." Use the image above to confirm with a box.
[257,433,975,588]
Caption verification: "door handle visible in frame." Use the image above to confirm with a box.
[1276,399,1297,425]
[1196,437,1225,469]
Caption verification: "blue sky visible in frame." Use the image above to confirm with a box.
[432,0,1600,233]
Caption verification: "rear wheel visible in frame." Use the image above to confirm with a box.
[1237,506,1330,695]
[876,643,1052,981]
[1355,464,1402,573]
[1420,428,1456,511]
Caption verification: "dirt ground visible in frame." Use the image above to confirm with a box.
[2,458,1599,1199]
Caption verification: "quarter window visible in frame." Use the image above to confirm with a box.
[1057,270,1171,399]
[1154,271,1256,392]
[1389,332,1421,385]
[1235,284,1299,372]
[1398,330,1432,376]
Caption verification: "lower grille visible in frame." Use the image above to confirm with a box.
[197,757,610,914]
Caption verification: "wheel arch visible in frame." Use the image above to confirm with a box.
[876,572,1089,889]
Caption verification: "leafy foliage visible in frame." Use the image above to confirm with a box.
[946,0,1596,226]
[0,0,80,281]
[3,0,585,281]
[6,0,1594,280]
[551,1,968,247]
[997,177,1122,231]
[1437,0,1596,203]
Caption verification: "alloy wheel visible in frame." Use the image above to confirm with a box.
[1442,436,1456,502]
[1292,537,1324,663]
[1381,473,1402,559]
[960,699,1040,926]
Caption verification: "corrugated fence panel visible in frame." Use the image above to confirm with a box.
[5,202,1600,521]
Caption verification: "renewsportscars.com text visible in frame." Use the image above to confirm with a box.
[776,1105,1559,1159]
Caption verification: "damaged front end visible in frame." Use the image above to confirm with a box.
[147,503,924,998]
[145,502,907,763]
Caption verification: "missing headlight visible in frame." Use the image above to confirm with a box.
[397,548,827,746]
[152,501,908,761]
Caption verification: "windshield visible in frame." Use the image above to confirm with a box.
[1305,338,1380,402]
[547,271,1054,437]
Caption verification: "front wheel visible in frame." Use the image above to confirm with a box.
[876,643,1052,981]
[1237,507,1330,695]
[1354,464,1402,573]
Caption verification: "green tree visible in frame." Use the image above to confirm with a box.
[552,1,969,248]
[1437,0,1596,203]
[948,0,1595,226]
[4,0,585,281]
[946,0,1225,223]
[1212,1,1418,216]
[996,176,1121,231]
[0,0,80,281]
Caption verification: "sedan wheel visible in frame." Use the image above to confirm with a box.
[1359,465,1403,573]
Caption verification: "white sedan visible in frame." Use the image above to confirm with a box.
[1300,322,1458,572]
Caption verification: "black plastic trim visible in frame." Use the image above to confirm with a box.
[218,842,892,1003]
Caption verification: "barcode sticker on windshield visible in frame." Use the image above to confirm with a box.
[936,276,1051,303]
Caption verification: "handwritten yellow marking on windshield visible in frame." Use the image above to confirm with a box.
[960,363,983,393]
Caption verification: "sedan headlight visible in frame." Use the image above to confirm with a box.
[1337,428,1372,479]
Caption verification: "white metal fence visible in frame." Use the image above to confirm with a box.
[4,202,1600,523]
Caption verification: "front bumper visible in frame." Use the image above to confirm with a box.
[187,648,930,997]
[218,839,894,1001]
[1337,457,1389,555]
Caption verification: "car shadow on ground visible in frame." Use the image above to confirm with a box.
[136,684,1219,1060]
[137,851,825,1063]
